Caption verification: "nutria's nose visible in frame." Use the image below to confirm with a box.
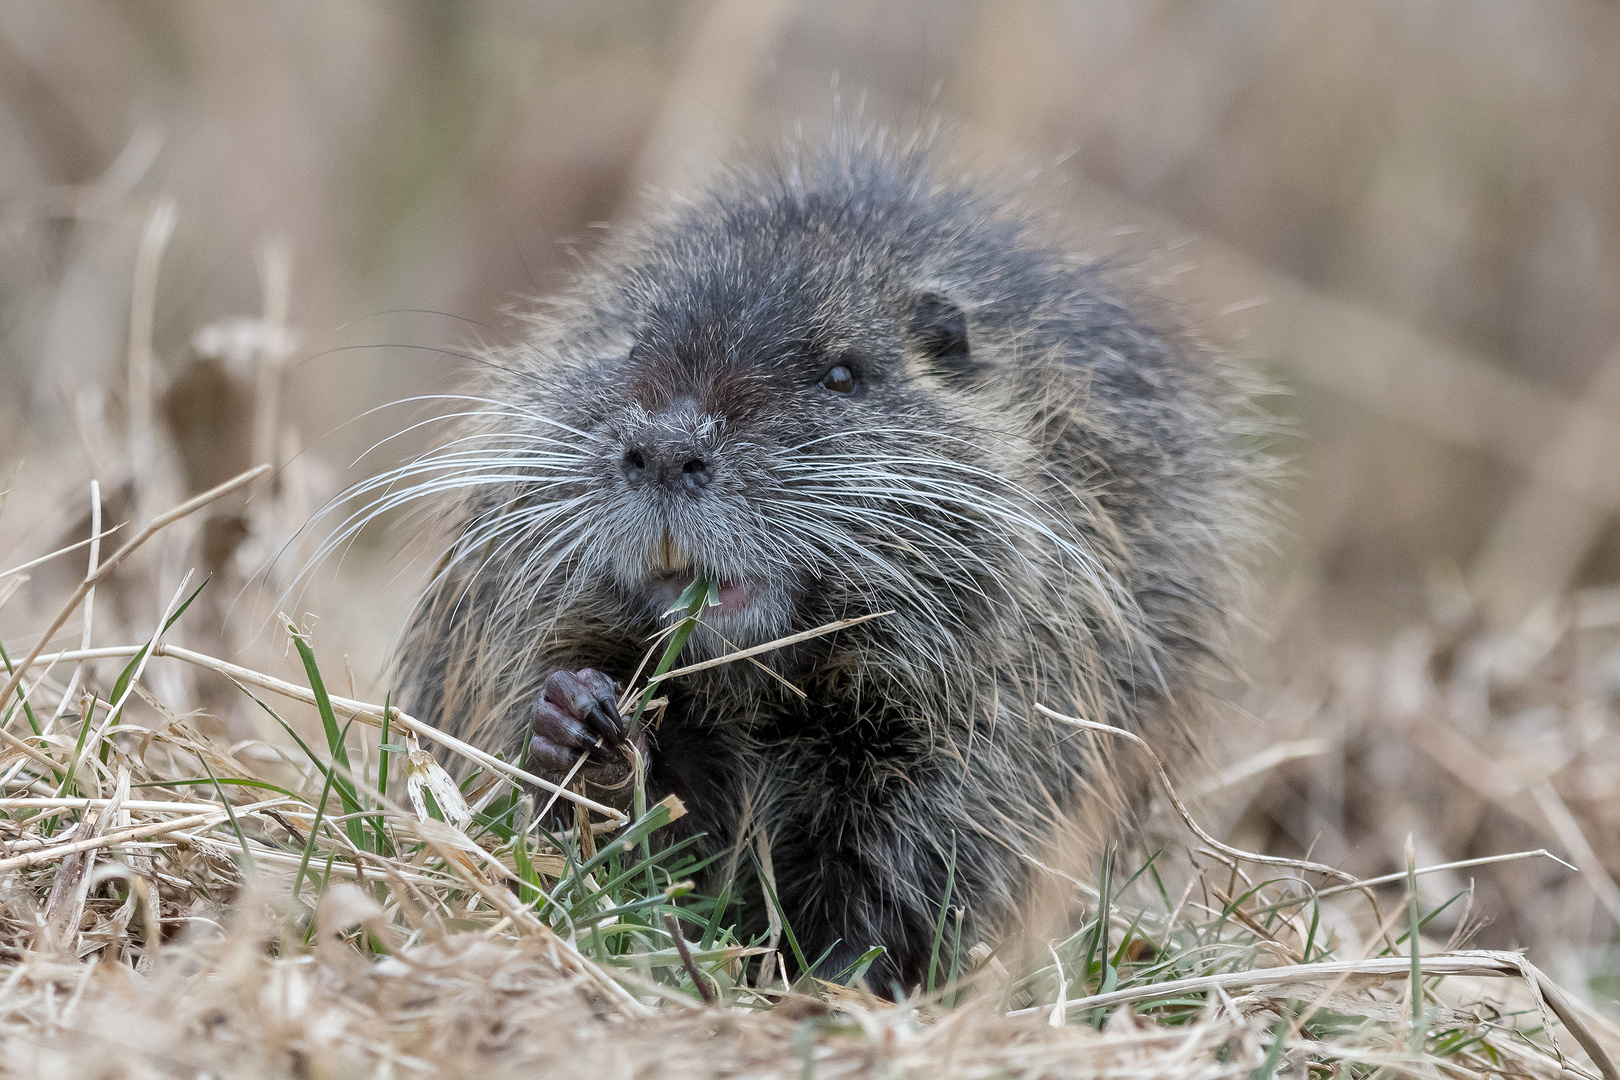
[621,444,713,494]
[622,396,717,494]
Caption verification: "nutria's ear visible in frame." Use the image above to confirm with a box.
[908,292,970,368]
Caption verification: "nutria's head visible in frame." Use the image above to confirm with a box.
[410,148,1123,662]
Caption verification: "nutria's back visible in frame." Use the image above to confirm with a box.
[389,129,1266,990]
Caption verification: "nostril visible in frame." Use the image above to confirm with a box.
[622,448,648,485]
[681,457,712,492]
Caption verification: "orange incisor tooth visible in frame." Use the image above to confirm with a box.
[655,531,692,573]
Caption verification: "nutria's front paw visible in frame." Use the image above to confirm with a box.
[527,668,634,793]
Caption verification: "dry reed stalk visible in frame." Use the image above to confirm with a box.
[0,799,293,872]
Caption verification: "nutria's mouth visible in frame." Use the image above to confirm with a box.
[657,572,757,617]
[647,532,758,616]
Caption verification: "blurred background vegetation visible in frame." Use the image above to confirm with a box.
[2,0,1619,1007]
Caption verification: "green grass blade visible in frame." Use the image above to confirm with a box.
[377,690,392,804]
[257,697,363,812]
[0,639,43,737]
[53,693,99,800]
[1250,1002,1296,1080]
[570,885,694,930]
[97,577,211,768]
[751,845,810,982]
[194,748,254,873]
[833,945,885,986]
[701,881,733,950]
[290,718,354,918]
[1302,900,1323,962]
[135,777,305,799]
[106,577,209,712]
[511,820,542,908]
[1110,905,1150,970]
[1080,845,1112,992]
[287,622,366,851]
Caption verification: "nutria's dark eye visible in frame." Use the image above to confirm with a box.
[819,364,857,394]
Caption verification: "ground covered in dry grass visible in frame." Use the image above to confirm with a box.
[2,465,1619,1079]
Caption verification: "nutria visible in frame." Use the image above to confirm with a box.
[389,128,1264,992]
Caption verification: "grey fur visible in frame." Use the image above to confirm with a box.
[384,127,1268,991]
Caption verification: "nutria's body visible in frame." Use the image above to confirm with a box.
[393,131,1262,991]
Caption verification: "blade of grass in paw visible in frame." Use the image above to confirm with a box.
[626,574,714,886]
[626,574,718,738]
